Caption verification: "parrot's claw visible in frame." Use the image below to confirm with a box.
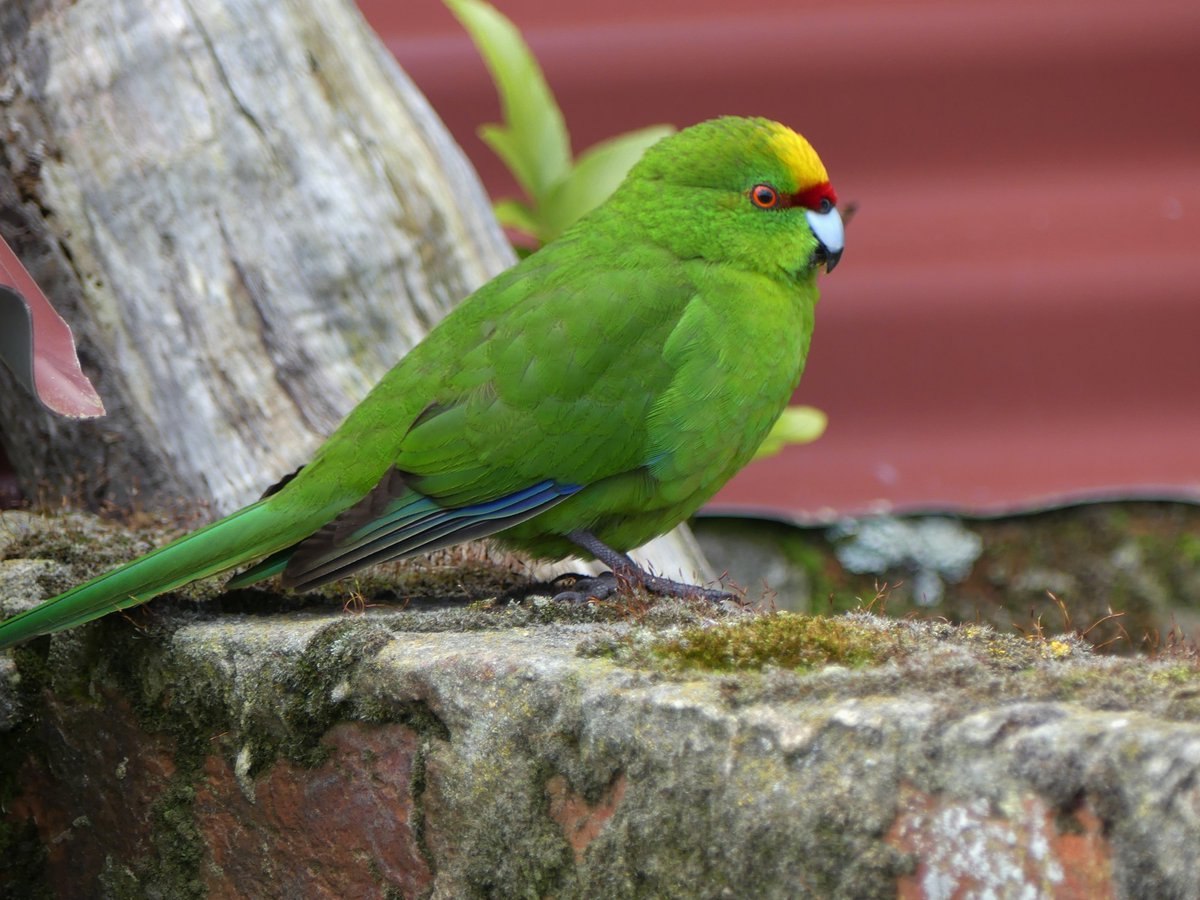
[551,530,741,606]
[549,568,736,605]
[549,572,620,604]
[626,570,738,604]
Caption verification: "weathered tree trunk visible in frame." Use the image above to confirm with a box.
[0,0,712,581]
[0,0,510,512]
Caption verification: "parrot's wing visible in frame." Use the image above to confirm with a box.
[237,250,700,591]
[271,469,580,590]
[394,255,699,501]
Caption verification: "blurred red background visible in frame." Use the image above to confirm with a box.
[367,0,1200,521]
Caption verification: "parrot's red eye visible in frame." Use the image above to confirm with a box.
[750,184,779,209]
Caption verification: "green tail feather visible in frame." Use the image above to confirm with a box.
[0,500,302,649]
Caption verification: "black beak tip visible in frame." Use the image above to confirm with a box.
[812,245,843,274]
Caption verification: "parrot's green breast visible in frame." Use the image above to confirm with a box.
[492,254,819,559]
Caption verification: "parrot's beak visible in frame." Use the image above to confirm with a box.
[805,207,845,273]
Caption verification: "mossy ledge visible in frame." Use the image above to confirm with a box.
[4,509,1200,897]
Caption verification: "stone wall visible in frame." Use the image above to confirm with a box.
[4,512,1200,898]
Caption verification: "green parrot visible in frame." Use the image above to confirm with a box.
[0,116,844,649]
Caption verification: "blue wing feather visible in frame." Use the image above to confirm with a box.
[237,478,581,591]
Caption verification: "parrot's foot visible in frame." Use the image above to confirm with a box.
[550,530,737,605]
[549,572,621,604]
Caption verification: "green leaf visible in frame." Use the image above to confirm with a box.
[445,0,571,201]
[753,406,828,460]
[536,125,674,242]
[492,198,540,236]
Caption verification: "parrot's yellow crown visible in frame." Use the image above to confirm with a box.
[765,123,829,191]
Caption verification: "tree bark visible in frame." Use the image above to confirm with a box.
[0,0,512,513]
[0,0,713,582]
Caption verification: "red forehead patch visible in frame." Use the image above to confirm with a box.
[784,181,838,211]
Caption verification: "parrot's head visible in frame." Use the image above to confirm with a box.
[613,116,844,279]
